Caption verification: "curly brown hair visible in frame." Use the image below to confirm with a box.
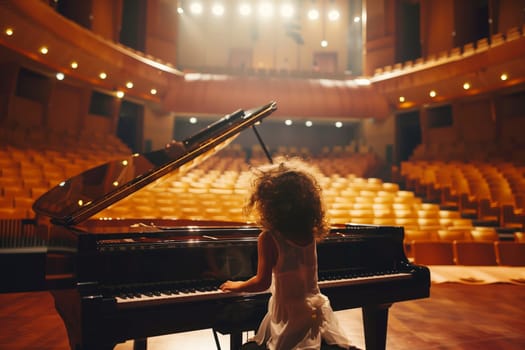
[245,157,329,242]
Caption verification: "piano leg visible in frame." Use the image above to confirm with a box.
[230,332,243,350]
[133,338,147,350]
[362,304,391,350]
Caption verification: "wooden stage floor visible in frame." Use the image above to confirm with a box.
[0,283,524,350]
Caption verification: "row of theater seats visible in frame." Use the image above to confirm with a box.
[96,151,385,223]
[411,240,525,266]
[409,138,525,164]
[399,160,525,231]
[374,25,525,79]
[2,126,524,262]
[0,127,131,219]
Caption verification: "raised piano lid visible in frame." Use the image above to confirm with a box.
[32,101,277,226]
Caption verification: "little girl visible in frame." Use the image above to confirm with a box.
[220,158,352,350]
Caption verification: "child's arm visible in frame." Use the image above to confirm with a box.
[220,230,276,293]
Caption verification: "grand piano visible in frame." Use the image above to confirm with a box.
[32,101,430,350]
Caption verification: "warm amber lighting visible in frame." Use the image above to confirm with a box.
[5,28,14,36]
[126,81,134,89]
[328,9,340,21]
[70,61,78,69]
[399,96,405,103]
[500,73,508,81]
[429,90,437,98]
[116,91,125,98]
[39,46,49,55]
[463,82,470,90]
[56,73,65,81]
[99,72,107,79]
[307,9,319,20]
[150,88,157,95]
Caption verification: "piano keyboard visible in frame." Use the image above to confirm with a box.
[114,272,412,308]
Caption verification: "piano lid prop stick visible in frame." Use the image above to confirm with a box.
[252,125,273,164]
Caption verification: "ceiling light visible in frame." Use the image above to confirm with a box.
[280,3,294,18]
[500,73,508,81]
[116,91,125,98]
[5,28,14,36]
[39,46,48,55]
[353,16,361,23]
[126,81,134,89]
[189,2,203,15]
[239,3,251,16]
[335,121,343,128]
[56,72,65,81]
[328,9,340,21]
[463,82,470,90]
[321,40,328,47]
[177,7,184,14]
[399,96,405,103]
[150,88,157,95]
[99,72,107,79]
[307,9,319,20]
[285,119,293,126]
[212,3,225,16]
[258,2,274,18]
[189,117,198,124]
[429,90,437,98]
[70,61,78,69]
[305,120,313,127]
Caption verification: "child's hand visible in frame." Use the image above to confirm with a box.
[220,280,244,292]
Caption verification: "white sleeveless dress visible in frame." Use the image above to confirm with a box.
[252,231,352,350]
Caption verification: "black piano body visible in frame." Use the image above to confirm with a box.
[30,101,430,350]
[46,221,429,350]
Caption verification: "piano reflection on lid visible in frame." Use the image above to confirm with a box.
[21,101,429,350]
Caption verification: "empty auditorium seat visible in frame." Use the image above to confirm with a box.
[453,241,497,266]
[494,242,525,266]
[437,228,472,241]
[412,241,455,265]
[470,227,499,241]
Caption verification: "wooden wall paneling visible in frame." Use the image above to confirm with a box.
[495,0,525,35]
[90,0,122,41]
[8,96,44,129]
[47,81,94,134]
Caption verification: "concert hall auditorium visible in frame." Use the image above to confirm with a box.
[1,1,524,349]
